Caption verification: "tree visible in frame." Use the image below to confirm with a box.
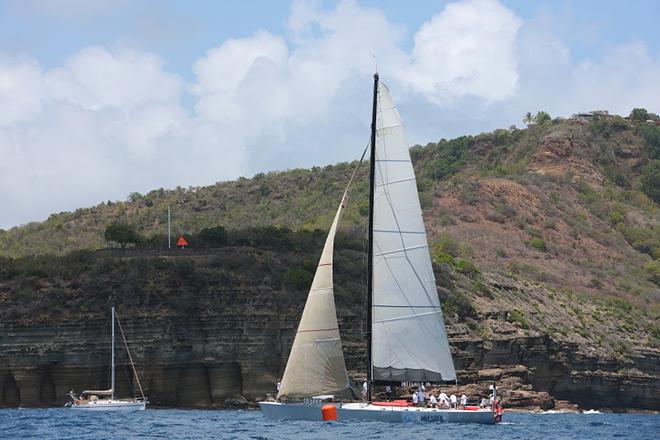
[630,108,649,122]
[523,112,533,126]
[104,222,142,248]
[535,111,551,124]
[640,125,660,159]
[197,226,228,247]
[640,160,660,203]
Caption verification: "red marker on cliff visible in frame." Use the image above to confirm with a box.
[176,235,189,249]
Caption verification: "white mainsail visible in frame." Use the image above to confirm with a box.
[371,82,456,382]
[277,193,353,399]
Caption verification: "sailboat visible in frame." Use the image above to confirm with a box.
[259,74,498,424]
[66,307,148,411]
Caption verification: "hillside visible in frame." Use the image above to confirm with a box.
[0,112,659,410]
[2,114,659,306]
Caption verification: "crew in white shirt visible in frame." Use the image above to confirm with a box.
[450,394,457,409]
[460,394,467,408]
[417,388,425,406]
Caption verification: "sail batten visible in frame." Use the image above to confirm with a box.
[371,82,456,383]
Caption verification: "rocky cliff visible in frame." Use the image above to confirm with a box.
[0,248,657,410]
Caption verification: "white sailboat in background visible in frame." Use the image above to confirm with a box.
[67,307,148,411]
[260,74,498,424]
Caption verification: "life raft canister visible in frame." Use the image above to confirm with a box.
[321,404,338,421]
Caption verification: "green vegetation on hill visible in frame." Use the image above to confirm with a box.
[1,110,659,337]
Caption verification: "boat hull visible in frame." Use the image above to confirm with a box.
[70,400,147,411]
[259,402,496,424]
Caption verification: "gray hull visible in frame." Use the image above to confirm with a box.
[259,402,496,424]
[260,402,328,421]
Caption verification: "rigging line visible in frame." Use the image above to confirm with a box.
[115,312,145,399]
[375,310,441,323]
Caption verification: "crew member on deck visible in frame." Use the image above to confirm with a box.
[439,392,449,409]
[417,386,425,407]
[429,394,437,408]
[362,381,368,402]
[412,391,419,405]
[460,394,467,409]
[450,394,457,409]
[385,385,392,401]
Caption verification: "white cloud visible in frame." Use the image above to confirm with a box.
[404,0,523,103]
[46,46,183,111]
[0,48,247,229]
[0,55,44,126]
[1,0,660,230]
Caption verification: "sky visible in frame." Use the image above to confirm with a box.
[1,0,659,229]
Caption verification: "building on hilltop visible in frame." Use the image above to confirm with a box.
[571,110,610,121]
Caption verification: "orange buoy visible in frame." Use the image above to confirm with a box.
[321,404,337,421]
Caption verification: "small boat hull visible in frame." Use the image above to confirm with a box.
[70,400,147,411]
[259,402,496,424]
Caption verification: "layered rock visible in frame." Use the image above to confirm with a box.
[0,246,658,410]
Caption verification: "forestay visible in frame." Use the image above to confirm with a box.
[371,82,456,383]
[277,193,353,399]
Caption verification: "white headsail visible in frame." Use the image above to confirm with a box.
[277,193,353,399]
[371,82,456,383]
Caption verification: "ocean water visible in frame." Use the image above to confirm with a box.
[0,408,658,440]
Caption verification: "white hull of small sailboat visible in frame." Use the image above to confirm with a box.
[67,307,148,411]
[70,400,147,411]
[259,402,496,424]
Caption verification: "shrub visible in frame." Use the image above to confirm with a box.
[284,267,313,291]
[630,108,649,122]
[602,296,632,313]
[104,222,142,248]
[639,160,660,203]
[486,202,517,223]
[644,260,660,286]
[619,225,660,259]
[427,136,472,180]
[433,251,456,266]
[434,234,461,257]
[535,111,551,124]
[640,125,660,159]
[528,237,547,252]
[455,259,480,278]
[442,291,476,319]
[508,308,529,329]
[197,226,228,247]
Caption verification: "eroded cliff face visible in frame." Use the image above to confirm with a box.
[0,249,657,410]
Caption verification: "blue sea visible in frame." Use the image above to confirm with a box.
[0,409,658,440]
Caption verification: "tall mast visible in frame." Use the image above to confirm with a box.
[367,72,378,401]
[111,306,115,400]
